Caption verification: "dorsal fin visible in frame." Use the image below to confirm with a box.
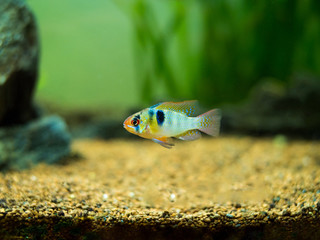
[150,100,198,116]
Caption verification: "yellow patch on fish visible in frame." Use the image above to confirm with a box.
[123,100,221,148]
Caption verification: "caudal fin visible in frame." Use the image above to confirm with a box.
[197,109,221,136]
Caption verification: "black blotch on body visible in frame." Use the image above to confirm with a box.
[156,110,165,126]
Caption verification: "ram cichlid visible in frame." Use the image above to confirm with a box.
[123,100,221,148]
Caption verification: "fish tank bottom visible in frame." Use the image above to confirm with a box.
[0,137,319,239]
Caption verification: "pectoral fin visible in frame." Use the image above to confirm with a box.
[152,137,175,149]
[175,130,202,141]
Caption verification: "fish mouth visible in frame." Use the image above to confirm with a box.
[123,116,132,129]
[123,118,134,131]
[123,123,131,130]
[125,125,135,130]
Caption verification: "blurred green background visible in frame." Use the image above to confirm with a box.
[28,0,320,111]
[28,0,138,111]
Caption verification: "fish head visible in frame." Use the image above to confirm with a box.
[123,110,149,137]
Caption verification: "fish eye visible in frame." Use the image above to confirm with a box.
[131,118,140,126]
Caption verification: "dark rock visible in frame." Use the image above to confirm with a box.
[0,0,39,126]
[222,75,320,138]
[0,199,7,208]
[260,211,267,217]
[269,203,276,209]
[282,209,291,216]
[95,203,102,208]
[161,211,170,218]
[234,203,241,208]
[272,196,280,203]
[58,211,64,216]
[0,115,71,171]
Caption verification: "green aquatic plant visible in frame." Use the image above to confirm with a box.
[116,0,186,103]
[117,0,320,106]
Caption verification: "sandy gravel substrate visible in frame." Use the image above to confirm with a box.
[1,136,320,239]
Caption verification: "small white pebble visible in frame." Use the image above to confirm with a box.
[70,194,75,199]
[169,193,176,202]
[129,192,135,198]
[103,194,108,200]
[30,175,37,181]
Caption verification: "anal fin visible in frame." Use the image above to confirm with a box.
[152,137,175,149]
[175,130,202,141]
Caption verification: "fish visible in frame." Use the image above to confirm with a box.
[123,100,221,148]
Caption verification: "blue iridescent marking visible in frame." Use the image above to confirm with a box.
[150,102,162,108]
[156,110,165,126]
[148,109,154,120]
[135,125,140,133]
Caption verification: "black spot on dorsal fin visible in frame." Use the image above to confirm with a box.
[156,110,165,126]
